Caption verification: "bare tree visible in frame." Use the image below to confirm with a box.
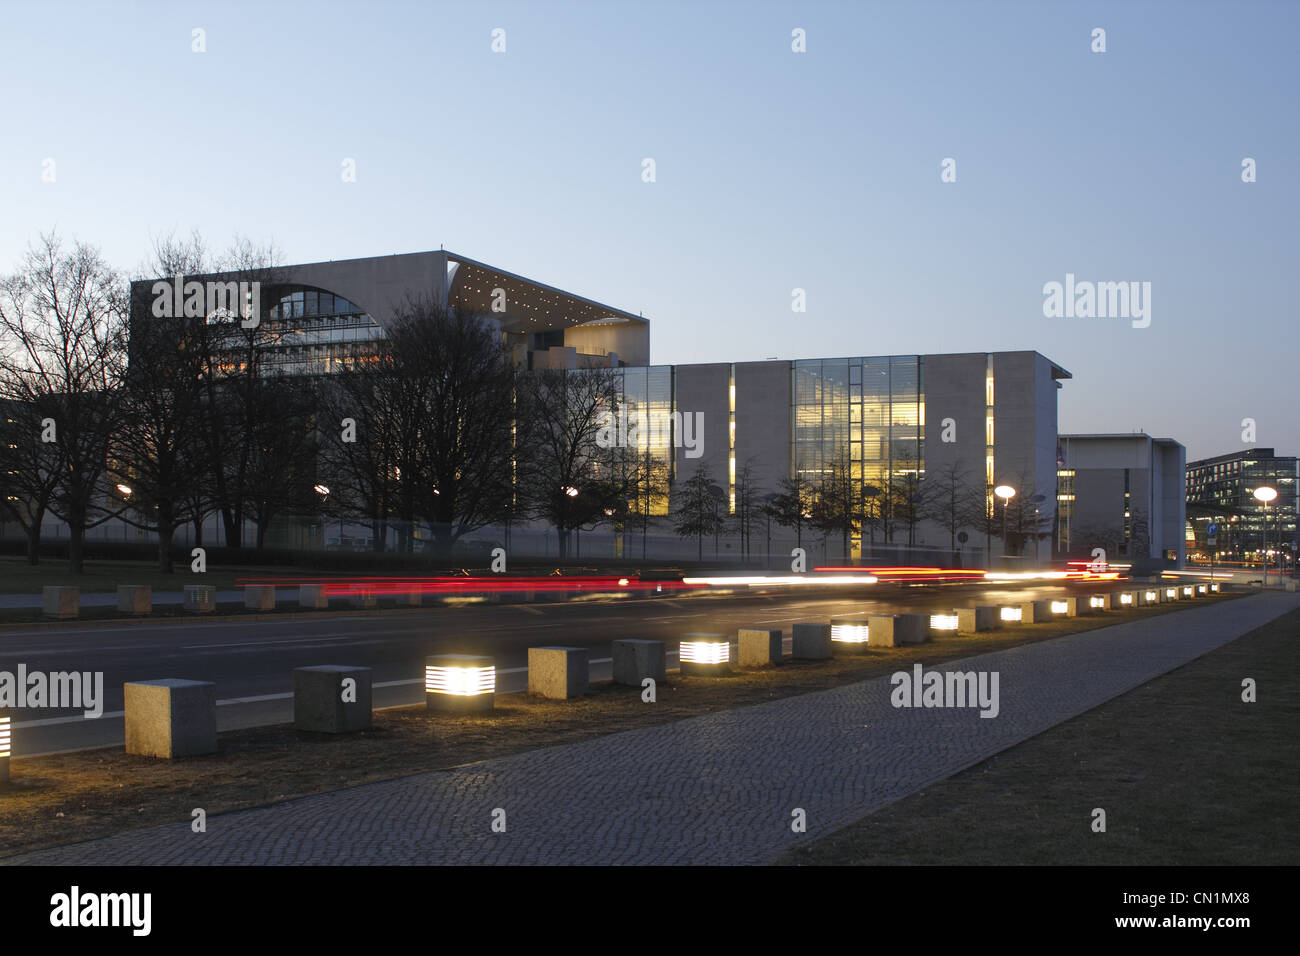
[673,461,727,562]
[516,366,625,559]
[923,460,980,556]
[0,233,128,573]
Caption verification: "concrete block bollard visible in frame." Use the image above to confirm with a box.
[293,666,372,733]
[528,646,589,699]
[1137,587,1162,606]
[1058,596,1091,617]
[299,585,329,609]
[791,622,833,660]
[183,585,215,613]
[737,628,782,667]
[124,679,217,758]
[117,584,152,616]
[244,585,276,611]
[394,591,422,607]
[612,639,665,686]
[42,586,79,619]
[1019,600,1052,623]
[957,606,997,633]
[868,613,928,647]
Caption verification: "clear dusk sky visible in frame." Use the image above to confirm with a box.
[1,0,1296,461]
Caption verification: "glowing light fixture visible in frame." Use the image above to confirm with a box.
[0,712,9,784]
[1089,596,1106,609]
[1181,586,1195,597]
[1196,584,1208,595]
[1050,600,1069,614]
[679,634,731,675]
[929,613,959,631]
[1000,606,1023,622]
[1164,587,1178,599]
[1144,590,1159,602]
[830,617,870,645]
[1120,592,1134,605]
[116,483,133,496]
[314,484,330,496]
[425,654,495,713]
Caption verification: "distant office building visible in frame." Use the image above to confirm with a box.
[1185,448,1298,571]
[1055,434,1186,569]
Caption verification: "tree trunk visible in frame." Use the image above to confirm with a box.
[25,519,42,566]
[157,517,175,573]
[69,524,85,574]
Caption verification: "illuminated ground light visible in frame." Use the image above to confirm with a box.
[1144,590,1160,602]
[1050,600,1070,614]
[425,654,495,713]
[1000,606,1023,622]
[929,613,959,631]
[1196,584,1208,595]
[1164,587,1178,600]
[1210,582,1221,592]
[1120,592,1135,605]
[1182,586,1195,597]
[830,618,871,648]
[1089,596,1106,609]
[679,634,731,675]
[0,713,10,784]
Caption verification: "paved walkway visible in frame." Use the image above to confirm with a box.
[7,592,1296,865]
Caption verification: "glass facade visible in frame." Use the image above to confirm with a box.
[607,365,675,517]
[792,355,924,552]
[1186,449,1298,568]
[260,286,385,376]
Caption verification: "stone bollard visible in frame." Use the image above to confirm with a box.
[612,639,665,686]
[244,585,276,611]
[1019,600,1052,623]
[1059,596,1091,617]
[299,585,329,609]
[737,628,782,667]
[528,646,589,699]
[1100,591,1127,610]
[425,654,495,713]
[293,666,372,733]
[1137,588,1162,606]
[183,585,215,613]
[117,584,152,616]
[957,606,997,633]
[868,613,928,647]
[124,679,217,758]
[791,622,833,660]
[394,591,422,607]
[42,586,79,620]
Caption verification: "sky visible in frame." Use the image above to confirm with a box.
[1,0,1296,461]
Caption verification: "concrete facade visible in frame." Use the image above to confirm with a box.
[1057,434,1187,569]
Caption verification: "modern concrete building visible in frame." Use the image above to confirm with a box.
[1055,434,1187,569]
[111,250,1073,563]
[130,249,650,375]
[1186,448,1298,572]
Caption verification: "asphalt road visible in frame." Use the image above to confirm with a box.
[2,581,1101,755]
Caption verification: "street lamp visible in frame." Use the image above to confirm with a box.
[994,485,1016,558]
[1254,485,1277,587]
[116,483,133,497]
